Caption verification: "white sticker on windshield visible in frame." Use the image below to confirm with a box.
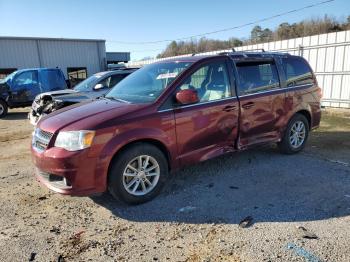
[156,72,178,80]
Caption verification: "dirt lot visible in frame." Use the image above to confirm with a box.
[0,108,349,262]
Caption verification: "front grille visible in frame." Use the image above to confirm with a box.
[32,128,53,152]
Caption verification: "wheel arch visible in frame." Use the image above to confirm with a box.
[107,138,172,178]
[295,109,311,130]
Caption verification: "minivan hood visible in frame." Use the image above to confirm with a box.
[38,98,147,133]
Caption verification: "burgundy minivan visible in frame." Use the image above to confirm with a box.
[31,52,321,204]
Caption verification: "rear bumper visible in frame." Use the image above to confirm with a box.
[32,146,107,196]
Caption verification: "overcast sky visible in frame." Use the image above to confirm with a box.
[0,0,349,60]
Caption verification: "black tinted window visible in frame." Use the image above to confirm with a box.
[282,57,313,86]
[236,61,279,95]
[109,74,129,87]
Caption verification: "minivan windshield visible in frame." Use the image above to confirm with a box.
[106,61,192,103]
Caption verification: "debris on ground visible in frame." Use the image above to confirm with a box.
[239,216,253,228]
[296,226,318,239]
[49,226,61,235]
[286,243,321,262]
[178,206,197,213]
[29,252,36,261]
[38,196,47,201]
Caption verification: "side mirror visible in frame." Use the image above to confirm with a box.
[94,83,104,90]
[175,89,199,105]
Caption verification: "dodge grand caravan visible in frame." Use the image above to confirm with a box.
[31,52,321,204]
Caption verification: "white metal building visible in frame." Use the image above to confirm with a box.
[0,37,130,85]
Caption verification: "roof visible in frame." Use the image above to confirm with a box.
[93,68,138,77]
[155,51,291,64]
[155,55,214,63]
[15,67,63,73]
[0,36,105,42]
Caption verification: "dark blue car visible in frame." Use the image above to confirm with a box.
[0,68,67,117]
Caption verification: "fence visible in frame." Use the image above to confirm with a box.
[128,30,350,108]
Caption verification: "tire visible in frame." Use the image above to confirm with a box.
[0,100,8,118]
[278,114,309,154]
[108,143,169,204]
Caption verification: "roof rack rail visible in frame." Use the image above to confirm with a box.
[218,51,230,55]
[241,48,265,52]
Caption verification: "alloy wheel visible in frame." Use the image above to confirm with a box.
[122,155,160,196]
[289,121,306,149]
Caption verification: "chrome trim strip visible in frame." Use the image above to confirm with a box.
[239,83,313,98]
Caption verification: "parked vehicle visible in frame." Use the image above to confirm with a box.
[0,68,67,118]
[31,52,322,204]
[29,68,138,125]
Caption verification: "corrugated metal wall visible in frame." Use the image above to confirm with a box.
[0,37,106,78]
[129,30,350,108]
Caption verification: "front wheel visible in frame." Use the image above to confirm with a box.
[279,114,309,154]
[108,143,168,204]
[0,100,8,118]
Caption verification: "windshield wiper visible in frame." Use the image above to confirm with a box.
[104,96,130,104]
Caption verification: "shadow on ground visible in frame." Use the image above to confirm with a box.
[92,142,350,225]
[2,112,29,120]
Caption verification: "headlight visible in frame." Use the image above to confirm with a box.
[54,130,95,151]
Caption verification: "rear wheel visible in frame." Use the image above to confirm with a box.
[279,114,309,154]
[108,143,168,204]
[0,100,8,118]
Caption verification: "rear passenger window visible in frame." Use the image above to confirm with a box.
[41,70,66,91]
[236,61,279,95]
[282,57,313,87]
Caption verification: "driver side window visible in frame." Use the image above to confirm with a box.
[178,61,231,102]
[98,76,111,89]
[14,71,38,87]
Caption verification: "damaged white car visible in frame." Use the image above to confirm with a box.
[29,68,138,125]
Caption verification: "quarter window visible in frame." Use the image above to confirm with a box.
[282,57,313,86]
[178,62,231,102]
[236,61,279,95]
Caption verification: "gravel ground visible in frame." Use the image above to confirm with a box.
[0,108,349,262]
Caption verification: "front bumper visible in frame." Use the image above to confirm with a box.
[32,146,107,196]
[28,109,43,126]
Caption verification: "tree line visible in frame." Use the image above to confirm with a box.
[156,15,350,58]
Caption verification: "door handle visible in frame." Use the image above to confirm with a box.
[242,102,254,109]
[222,105,236,112]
